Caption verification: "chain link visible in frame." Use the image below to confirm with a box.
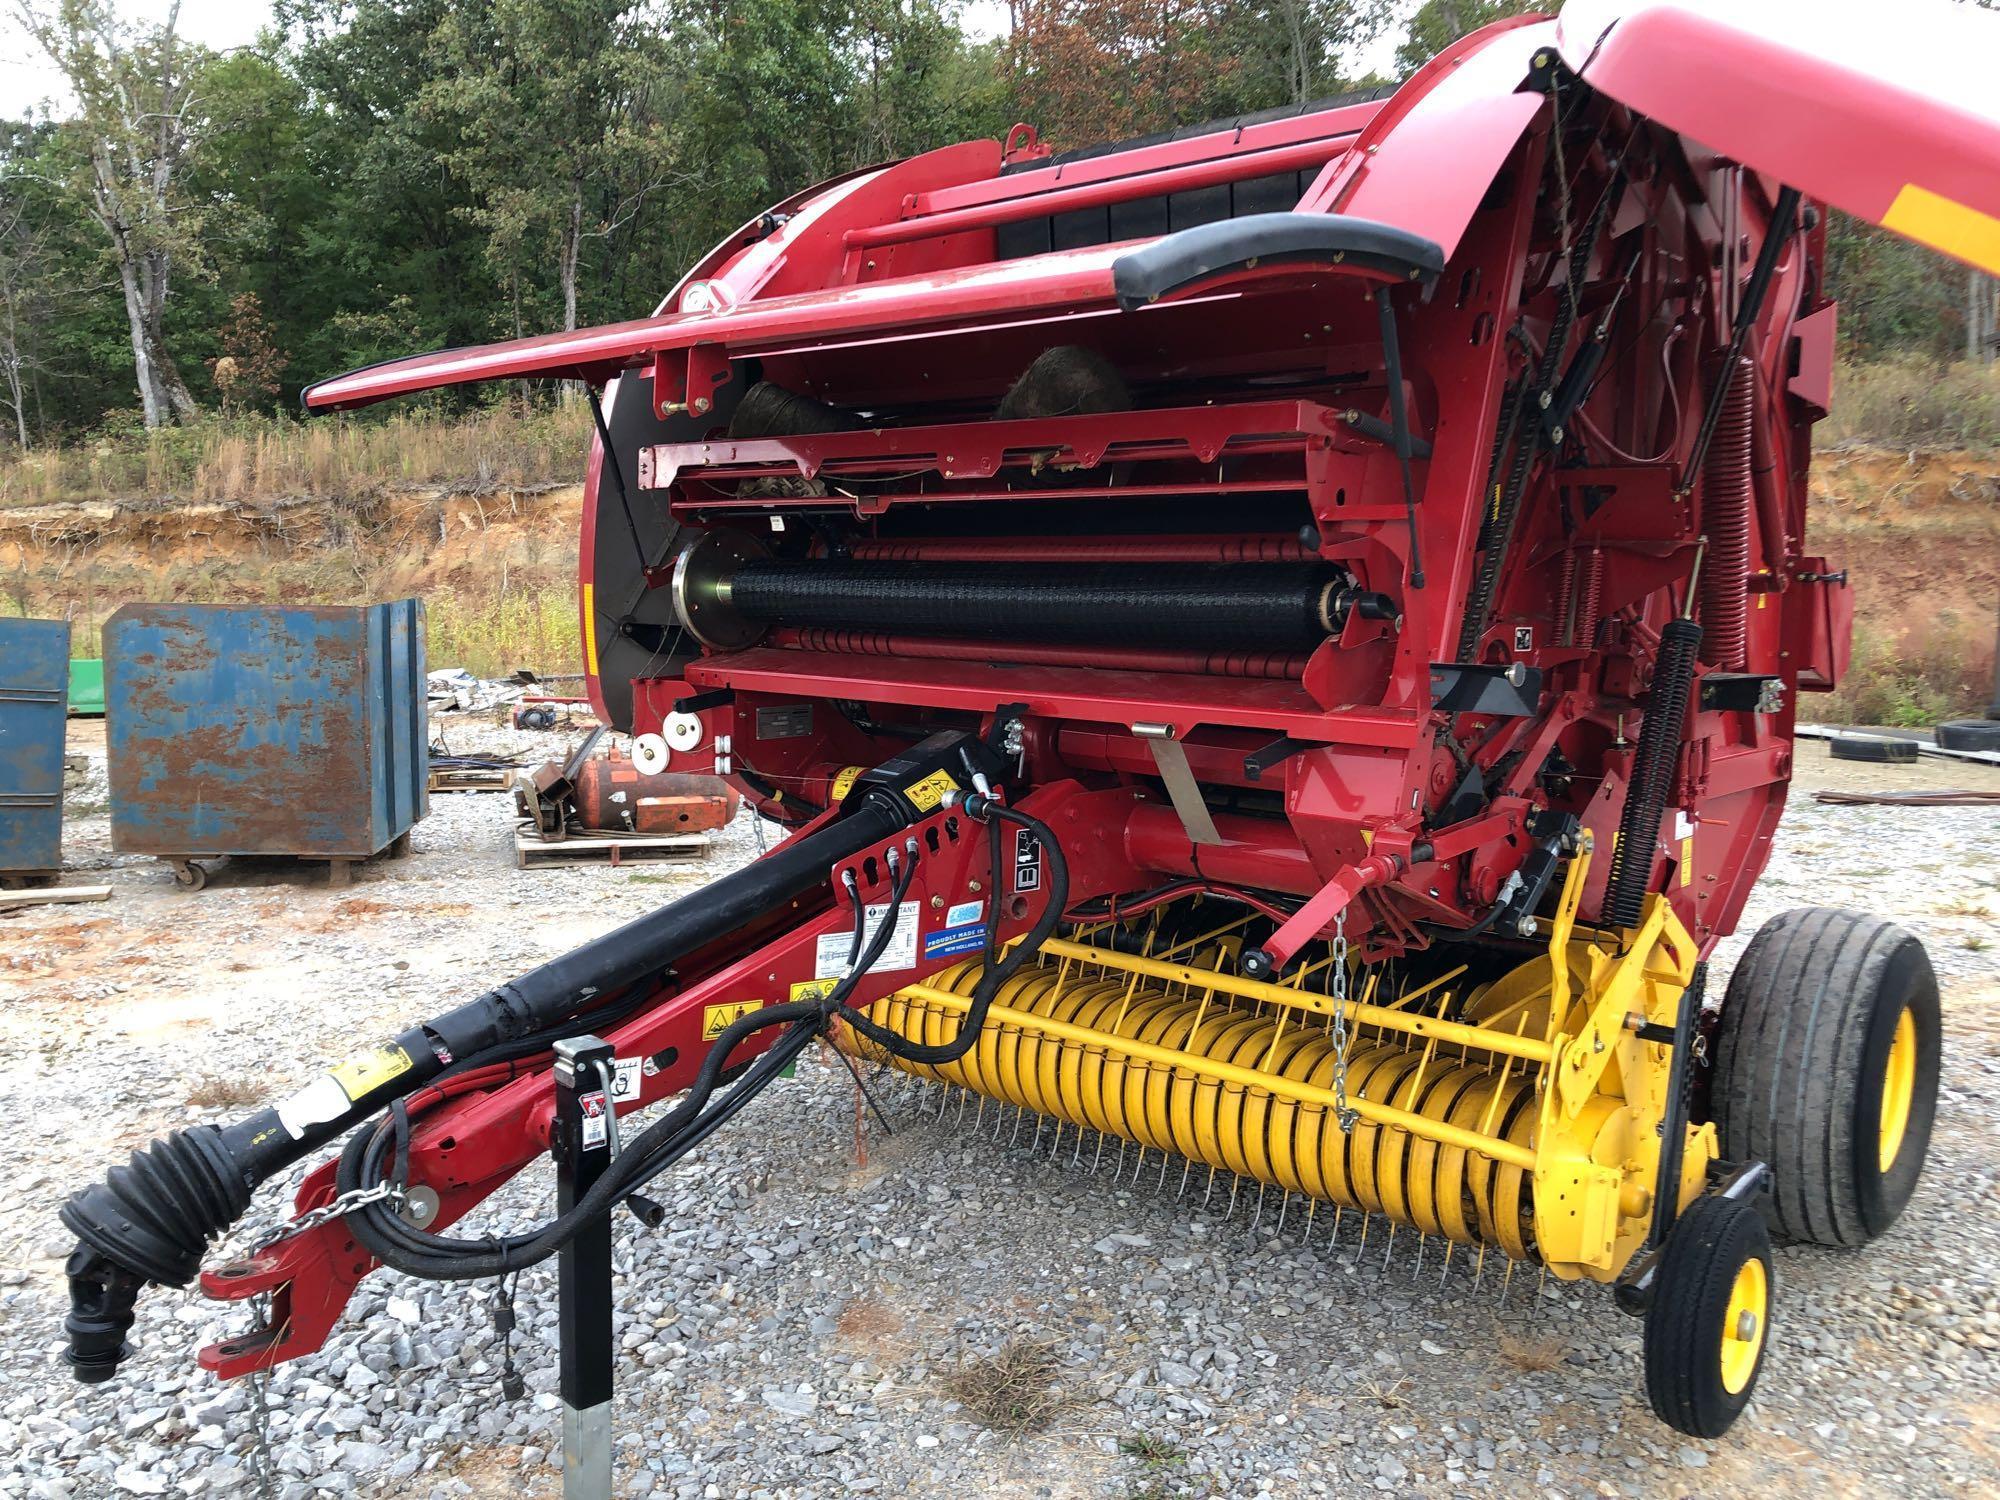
[247,1294,278,1500]
[1328,906,1358,1133]
[252,1183,407,1253]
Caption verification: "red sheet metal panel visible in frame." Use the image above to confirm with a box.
[1558,0,2000,274]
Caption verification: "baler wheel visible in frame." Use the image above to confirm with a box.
[1710,908,1941,1246]
[1643,1194,1773,1438]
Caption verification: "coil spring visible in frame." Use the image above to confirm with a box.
[1698,353,1755,670]
[860,963,1541,1259]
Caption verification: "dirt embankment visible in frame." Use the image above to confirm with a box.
[3,448,1995,670]
[0,482,582,661]
[1809,448,2000,664]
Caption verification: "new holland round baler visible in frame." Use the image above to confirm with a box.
[61,0,1997,1440]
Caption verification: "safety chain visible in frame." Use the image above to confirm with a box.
[1328,906,1358,1133]
[247,1293,278,1500]
[252,1182,407,1254]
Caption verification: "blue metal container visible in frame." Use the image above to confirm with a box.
[0,617,72,878]
[105,602,428,864]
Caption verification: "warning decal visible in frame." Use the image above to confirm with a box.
[701,1000,762,1039]
[831,766,865,802]
[790,978,840,1004]
[903,768,959,812]
[329,1043,414,1101]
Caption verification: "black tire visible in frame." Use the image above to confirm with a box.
[1936,718,2000,752]
[1645,1195,1773,1438]
[1711,907,1940,1246]
[1828,735,1918,763]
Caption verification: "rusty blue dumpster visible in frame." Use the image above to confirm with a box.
[104,601,427,888]
[0,617,71,881]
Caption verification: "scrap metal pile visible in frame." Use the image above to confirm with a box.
[62,0,1994,1441]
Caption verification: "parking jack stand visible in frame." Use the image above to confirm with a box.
[553,1035,616,1500]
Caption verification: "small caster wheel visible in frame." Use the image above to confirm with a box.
[1644,1195,1773,1438]
[169,860,208,892]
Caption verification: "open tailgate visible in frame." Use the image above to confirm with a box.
[1558,0,2000,274]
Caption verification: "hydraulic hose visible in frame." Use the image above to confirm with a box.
[338,847,923,1280]
[59,737,987,1381]
[837,800,1069,1067]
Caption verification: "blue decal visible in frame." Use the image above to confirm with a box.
[923,923,989,958]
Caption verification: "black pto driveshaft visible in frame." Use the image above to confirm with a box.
[59,731,995,1382]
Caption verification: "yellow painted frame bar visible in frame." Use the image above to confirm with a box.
[890,980,1540,1172]
[1031,935,1557,1065]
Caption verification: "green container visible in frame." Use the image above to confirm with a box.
[68,658,105,717]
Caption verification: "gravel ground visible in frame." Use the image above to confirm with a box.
[1,722,1996,1500]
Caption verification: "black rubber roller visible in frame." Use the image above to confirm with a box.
[1603,618,1703,929]
[727,562,1345,651]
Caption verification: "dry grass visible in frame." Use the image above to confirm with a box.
[185,1072,265,1109]
[1498,1331,1565,1373]
[0,407,586,508]
[1818,358,2000,450]
[1817,619,1991,727]
[942,1335,1075,1437]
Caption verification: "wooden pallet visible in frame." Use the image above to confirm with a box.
[514,825,712,869]
[431,766,517,793]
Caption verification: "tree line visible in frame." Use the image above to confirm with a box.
[0,0,1986,447]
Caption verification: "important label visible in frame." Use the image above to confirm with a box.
[701,1000,763,1039]
[329,1043,414,1102]
[903,769,959,812]
[1013,826,1044,893]
[815,899,919,978]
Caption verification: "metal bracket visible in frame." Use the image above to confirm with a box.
[1132,722,1222,846]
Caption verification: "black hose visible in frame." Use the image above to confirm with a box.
[837,801,1069,1067]
[338,849,922,1279]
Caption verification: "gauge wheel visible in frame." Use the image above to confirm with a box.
[1644,1195,1773,1438]
[1711,907,1940,1245]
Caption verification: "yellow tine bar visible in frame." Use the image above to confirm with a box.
[1033,936,1556,1064]
[893,980,1538,1172]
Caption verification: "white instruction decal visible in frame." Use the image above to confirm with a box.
[815,899,920,978]
[611,1057,643,1103]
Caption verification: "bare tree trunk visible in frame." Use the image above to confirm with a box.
[116,253,164,428]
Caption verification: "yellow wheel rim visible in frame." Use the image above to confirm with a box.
[1719,1256,1768,1395]
[1878,1006,1917,1172]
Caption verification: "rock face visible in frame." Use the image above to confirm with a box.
[1,729,1995,1498]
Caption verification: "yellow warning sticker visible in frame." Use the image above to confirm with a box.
[701,1000,762,1040]
[789,978,840,1004]
[831,765,864,802]
[330,1043,414,1101]
[1680,836,1695,886]
[903,768,959,812]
